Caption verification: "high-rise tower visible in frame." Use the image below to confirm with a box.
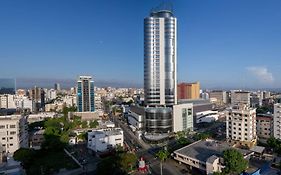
[144,7,177,107]
[77,76,95,112]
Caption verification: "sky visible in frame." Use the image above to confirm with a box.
[0,0,281,89]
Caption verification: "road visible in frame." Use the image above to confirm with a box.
[111,114,187,175]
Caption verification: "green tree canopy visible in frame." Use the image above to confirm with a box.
[156,149,169,161]
[223,149,248,174]
[119,153,137,172]
[89,120,99,128]
[13,148,36,167]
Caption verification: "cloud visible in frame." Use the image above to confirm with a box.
[246,66,274,83]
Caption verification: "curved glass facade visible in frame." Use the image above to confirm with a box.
[145,107,172,133]
[144,10,177,106]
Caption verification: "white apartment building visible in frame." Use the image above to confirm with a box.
[274,103,281,139]
[87,128,123,152]
[0,95,16,109]
[226,104,257,148]
[173,103,193,132]
[0,115,28,153]
[128,106,145,130]
[46,89,57,100]
[231,91,250,106]
[14,96,33,111]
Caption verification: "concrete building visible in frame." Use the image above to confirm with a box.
[226,104,257,148]
[209,90,228,105]
[54,83,61,91]
[173,139,253,175]
[144,7,177,106]
[256,114,273,141]
[0,115,28,153]
[87,128,123,152]
[46,89,57,101]
[231,91,250,106]
[196,110,219,123]
[274,103,281,139]
[128,106,145,130]
[173,103,193,132]
[77,76,95,112]
[30,129,44,150]
[14,96,33,111]
[0,95,8,109]
[177,82,200,100]
[0,95,16,109]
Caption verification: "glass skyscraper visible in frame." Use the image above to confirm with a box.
[77,76,95,112]
[144,7,177,107]
[0,78,16,95]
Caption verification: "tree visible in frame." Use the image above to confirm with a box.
[81,121,88,128]
[156,149,169,175]
[89,120,99,128]
[77,132,88,141]
[13,148,36,168]
[119,153,137,172]
[223,149,248,174]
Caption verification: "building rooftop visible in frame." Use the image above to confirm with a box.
[0,115,22,120]
[178,99,212,106]
[89,128,123,136]
[174,139,252,163]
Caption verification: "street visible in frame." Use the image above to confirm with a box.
[111,114,190,175]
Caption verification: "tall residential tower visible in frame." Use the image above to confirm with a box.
[77,76,95,112]
[144,8,177,107]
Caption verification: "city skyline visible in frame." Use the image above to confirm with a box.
[1,0,281,89]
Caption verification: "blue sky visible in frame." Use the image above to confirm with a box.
[0,0,281,89]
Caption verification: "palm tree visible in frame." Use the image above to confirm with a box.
[156,149,169,175]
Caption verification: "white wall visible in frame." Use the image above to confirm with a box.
[173,103,193,132]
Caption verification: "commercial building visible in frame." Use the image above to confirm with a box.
[173,139,252,175]
[87,128,123,152]
[145,107,173,133]
[256,114,273,141]
[226,104,257,148]
[0,78,16,95]
[177,82,200,100]
[209,90,228,105]
[173,103,193,132]
[0,115,28,153]
[273,103,281,139]
[54,83,61,91]
[231,91,250,106]
[144,7,177,106]
[128,106,145,130]
[77,76,95,112]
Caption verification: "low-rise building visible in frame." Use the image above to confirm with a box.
[196,110,219,123]
[127,106,145,130]
[87,128,123,152]
[173,139,253,175]
[0,115,28,153]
